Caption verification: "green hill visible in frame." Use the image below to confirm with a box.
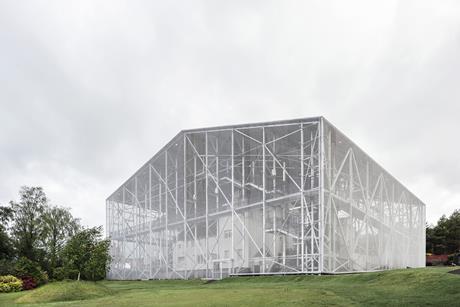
[0,267,458,306]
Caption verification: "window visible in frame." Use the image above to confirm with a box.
[224,229,232,239]
[224,250,229,258]
[197,254,205,264]
[178,256,185,263]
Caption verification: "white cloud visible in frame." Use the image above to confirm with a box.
[1,0,459,227]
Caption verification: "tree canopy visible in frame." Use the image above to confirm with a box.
[0,186,110,282]
[9,187,48,262]
[61,226,111,281]
[426,209,460,255]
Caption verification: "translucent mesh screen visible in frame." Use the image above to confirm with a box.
[322,120,425,273]
[106,117,425,279]
[107,119,322,279]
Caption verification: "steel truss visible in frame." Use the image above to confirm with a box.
[106,117,425,279]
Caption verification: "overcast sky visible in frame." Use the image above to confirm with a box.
[1,1,459,228]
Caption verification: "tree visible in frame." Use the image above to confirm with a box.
[443,210,460,253]
[83,239,111,281]
[61,226,111,281]
[0,205,14,260]
[40,206,80,278]
[10,187,47,262]
[426,209,460,255]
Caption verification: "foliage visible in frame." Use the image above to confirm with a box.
[9,186,48,263]
[0,259,15,276]
[20,276,37,290]
[0,206,13,226]
[0,205,14,260]
[14,257,48,286]
[1,186,81,283]
[15,280,113,304]
[41,205,80,278]
[0,275,22,293]
[53,267,79,281]
[0,185,111,294]
[426,209,460,255]
[61,226,111,281]
[83,239,111,281]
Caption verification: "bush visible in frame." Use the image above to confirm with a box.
[20,276,37,290]
[53,267,79,281]
[0,275,23,293]
[0,259,15,276]
[14,257,48,286]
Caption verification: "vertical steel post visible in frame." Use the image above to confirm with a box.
[242,137,245,201]
[366,160,369,270]
[216,138,219,211]
[149,163,152,278]
[300,123,305,272]
[319,118,325,273]
[349,150,353,271]
[193,147,197,274]
[205,132,209,278]
[135,176,138,277]
[122,187,126,279]
[262,127,266,273]
[231,129,235,274]
[183,135,187,278]
[309,130,314,272]
[165,151,169,278]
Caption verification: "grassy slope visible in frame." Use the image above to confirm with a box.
[0,267,459,306]
[15,280,113,304]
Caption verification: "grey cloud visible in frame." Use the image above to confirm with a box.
[1,0,459,226]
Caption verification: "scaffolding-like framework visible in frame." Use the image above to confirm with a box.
[106,117,425,280]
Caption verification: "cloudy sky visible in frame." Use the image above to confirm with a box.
[1,1,459,228]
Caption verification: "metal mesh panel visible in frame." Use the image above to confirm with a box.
[106,117,425,279]
[322,119,425,273]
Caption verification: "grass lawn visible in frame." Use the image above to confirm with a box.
[0,267,459,306]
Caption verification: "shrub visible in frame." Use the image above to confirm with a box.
[53,267,66,281]
[0,275,23,293]
[53,267,79,281]
[14,257,48,286]
[20,276,37,290]
[61,226,111,281]
[0,259,15,276]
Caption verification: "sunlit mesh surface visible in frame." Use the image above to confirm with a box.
[106,117,425,279]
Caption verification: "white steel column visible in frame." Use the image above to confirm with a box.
[319,118,325,273]
[349,150,353,271]
[231,129,235,274]
[183,135,187,278]
[300,123,305,272]
[205,132,209,278]
[242,138,245,201]
[122,187,126,279]
[262,127,266,273]
[165,151,169,278]
[149,161,152,278]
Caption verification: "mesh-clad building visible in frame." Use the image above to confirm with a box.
[106,117,425,280]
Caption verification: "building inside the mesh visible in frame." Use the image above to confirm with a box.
[106,117,425,280]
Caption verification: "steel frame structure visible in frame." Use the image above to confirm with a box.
[106,117,425,279]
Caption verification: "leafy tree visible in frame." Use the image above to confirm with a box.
[9,187,47,262]
[40,206,80,278]
[426,209,460,255]
[83,239,111,281]
[0,205,14,260]
[441,210,460,253]
[61,226,111,281]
